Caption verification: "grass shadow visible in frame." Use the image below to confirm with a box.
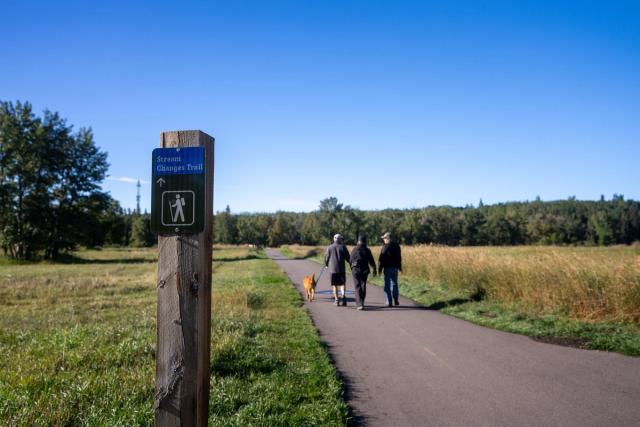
[289,249,320,260]
[214,254,264,262]
[212,344,285,378]
[424,287,485,311]
[51,254,156,264]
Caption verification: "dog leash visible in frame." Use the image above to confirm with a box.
[316,266,327,282]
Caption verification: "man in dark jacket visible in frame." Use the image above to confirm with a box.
[350,235,377,310]
[378,232,402,307]
[324,234,351,306]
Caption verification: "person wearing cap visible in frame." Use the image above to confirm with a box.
[324,234,351,306]
[378,232,402,307]
[349,234,377,310]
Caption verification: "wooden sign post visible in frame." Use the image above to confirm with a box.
[154,130,214,426]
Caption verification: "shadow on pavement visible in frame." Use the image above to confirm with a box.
[360,305,428,311]
[318,340,370,427]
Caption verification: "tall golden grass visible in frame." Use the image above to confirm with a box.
[399,246,640,323]
[284,244,640,323]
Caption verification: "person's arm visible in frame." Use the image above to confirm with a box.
[324,247,330,267]
[368,249,377,275]
[378,246,386,273]
[398,244,402,272]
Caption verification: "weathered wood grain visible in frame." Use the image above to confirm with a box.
[155,130,214,426]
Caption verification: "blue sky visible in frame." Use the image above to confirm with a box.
[2,1,639,213]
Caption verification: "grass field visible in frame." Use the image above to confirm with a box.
[281,244,640,356]
[0,246,348,425]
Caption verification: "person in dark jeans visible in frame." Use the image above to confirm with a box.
[350,235,377,310]
[378,232,402,307]
[324,234,351,306]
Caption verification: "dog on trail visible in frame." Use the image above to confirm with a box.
[303,272,317,302]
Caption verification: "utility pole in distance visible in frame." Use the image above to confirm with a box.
[153,130,214,426]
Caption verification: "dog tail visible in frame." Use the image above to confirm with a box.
[311,272,316,282]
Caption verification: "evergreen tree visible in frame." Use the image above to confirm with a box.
[214,205,238,244]
[130,214,154,247]
[0,101,110,259]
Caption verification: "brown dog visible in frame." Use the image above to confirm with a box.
[303,272,317,302]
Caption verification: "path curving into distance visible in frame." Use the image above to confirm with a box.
[266,249,640,427]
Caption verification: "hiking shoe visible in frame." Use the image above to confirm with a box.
[357,306,364,311]
[394,299,399,306]
[334,299,340,306]
[387,303,393,308]
[342,296,347,306]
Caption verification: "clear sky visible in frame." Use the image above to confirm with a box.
[2,1,639,213]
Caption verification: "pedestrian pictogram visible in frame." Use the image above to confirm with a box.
[151,147,206,234]
[171,194,185,222]
[161,191,195,226]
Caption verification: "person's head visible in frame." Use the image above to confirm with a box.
[333,233,344,244]
[357,234,367,245]
[381,232,393,244]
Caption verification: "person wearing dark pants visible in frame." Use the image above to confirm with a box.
[324,233,351,306]
[378,232,402,307]
[349,235,377,310]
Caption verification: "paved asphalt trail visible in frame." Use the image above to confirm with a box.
[266,249,640,427]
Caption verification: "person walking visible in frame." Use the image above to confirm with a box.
[349,235,377,310]
[378,232,402,307]
[324,234,350,306]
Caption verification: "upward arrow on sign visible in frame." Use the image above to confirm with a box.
[156,178,166,187]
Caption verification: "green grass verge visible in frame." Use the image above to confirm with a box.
[0,247,348,425]
[0,248,157,425]
[279,246,640,356]
[210,249,348,426]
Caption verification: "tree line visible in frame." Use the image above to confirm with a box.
[214,196,640,247]
[2,101,638,259]
[0,101,155,259]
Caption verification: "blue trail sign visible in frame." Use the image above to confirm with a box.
[151,147,205,234]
